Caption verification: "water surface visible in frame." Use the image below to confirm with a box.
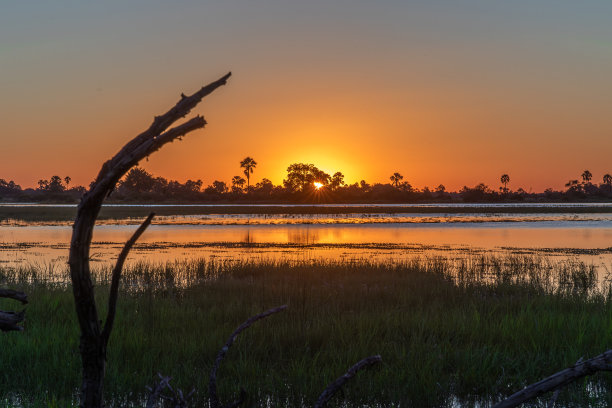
[1,204,611,272]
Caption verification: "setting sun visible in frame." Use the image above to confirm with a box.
[314,182,323,190]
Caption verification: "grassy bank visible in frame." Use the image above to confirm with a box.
[1,256,611,407]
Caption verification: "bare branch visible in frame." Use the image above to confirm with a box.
[102,212,155,342]
[68,72,230,407]
[494,349,612,408]
[0,310,25,332]
[127,71,231,153]
[209,305,288,408]
[91,71,231,199]
[0,289,28,304]
[314,355,383,408]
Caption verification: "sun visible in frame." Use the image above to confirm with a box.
[313,181,324,190]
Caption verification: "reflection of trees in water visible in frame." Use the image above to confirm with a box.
[287,228,320,244]
[241,229,254,244]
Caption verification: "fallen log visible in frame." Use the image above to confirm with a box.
[0,289,27,332]
[494,349,612,408]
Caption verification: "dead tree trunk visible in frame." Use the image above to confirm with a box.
[68,72,231,408]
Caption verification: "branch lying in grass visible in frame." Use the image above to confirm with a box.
[0,289,27,332]
[0,310,25,332]
[0,289,28,304]
[209,305,288,408]
[314,355,383,408]
[494,349,612,408]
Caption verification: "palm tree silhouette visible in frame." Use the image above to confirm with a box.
[389,172,403,187]
[603,173,612,192]
[240,157,257,192]
[581,170,592,184]
[500,174,510,194]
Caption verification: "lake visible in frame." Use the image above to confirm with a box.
[1,203,612,275]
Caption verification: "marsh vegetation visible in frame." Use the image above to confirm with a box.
[1,256,611,407]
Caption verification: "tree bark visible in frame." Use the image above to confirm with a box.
[68,72,230,407]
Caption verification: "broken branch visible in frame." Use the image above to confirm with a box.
[209,305,288,408]
[314,355,382,408]
[0,310,25,332]
[494,349,612,408]
[102,212,155,342]
[0,289,28,304]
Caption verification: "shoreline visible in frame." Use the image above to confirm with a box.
[2,203,612,222]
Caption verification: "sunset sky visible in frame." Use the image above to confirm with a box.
[2,1,611,192]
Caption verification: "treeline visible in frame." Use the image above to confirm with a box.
[1,165,612,203]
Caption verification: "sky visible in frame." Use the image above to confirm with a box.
[1,1,611,192]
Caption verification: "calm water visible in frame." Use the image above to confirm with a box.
[1,203,611,270]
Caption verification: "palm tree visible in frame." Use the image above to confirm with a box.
[240,157,257,192]
[603,173,612,192]
[389,172,403,187]
[500,174,510,194]
[581,170,592,184]
[231,175,246,192]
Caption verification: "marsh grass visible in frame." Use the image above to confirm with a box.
[1,256,611,407]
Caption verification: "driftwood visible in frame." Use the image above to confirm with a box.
[68,72,231,408]
[209,305,288,408]
[494,349,612,408]
[0,289,27,332]
[314,355,382,408]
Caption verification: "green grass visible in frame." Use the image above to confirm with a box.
[1,256,611,407]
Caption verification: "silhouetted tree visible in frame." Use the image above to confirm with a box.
[0,179,21,194]
[284,163,330,192]
[205,180,228,195]
[231,175,246,193]
[389,172,403,187]
[399,181,413,192]
[329,172,345,191]
[581,170,592,183]
[254,178,274,195]
[240,156,257,192]
[460,183,493,201]
[120,168,156,193]
[603,173,612,192]
[64,176,71,187]
[48,176,65,193]
[36,175,66,193]
[435,184,447,199]
[500,174,510,194]
[37,179,49,190]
